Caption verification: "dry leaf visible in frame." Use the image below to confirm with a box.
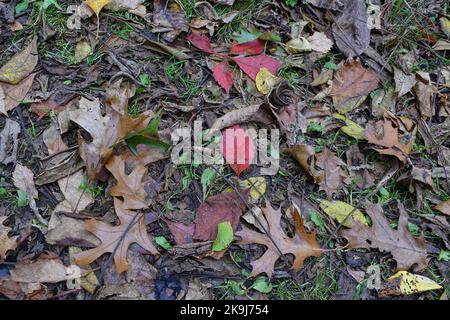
[332,0,370,58]
[394,67,416,97]
[0,119,21,165]
[0,73,36,115]
[315,148,347,198]
[364,117,415,163]
[75,40,92,63]
[10,256,74,284]
[0,36,38,84]
[341,202,428,271]
[307,32,333,53]
[74,198,159,273]
[236,202,323,277]
[12,164,38,200]
[414,71,434,118]
[434,200,450,216]
[0,217,17,260]
[105,155,149,209]
[54,170,94,213]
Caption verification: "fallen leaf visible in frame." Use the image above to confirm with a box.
[333,113,366,140]
[165,220,195,245]
[84,0,111,15]
[332,0,370,58]
[371,87,396,118]
[238,177,267,201]
[242,207,269,233]
[12,164,38,200]
[0,217,17,260]
[440,17,450,38]
[220,125,255,177]
[0,73,36,115]
[315,148,347,198]
[10,256,74,284]
[414,71,434,118]
[434,200,450,216]
[153,0,189,42]
[256,67,280,94]
[74,198,159,273]
[212,61,233,93]
[236,202,323,277]
[54,170,94,213]
[433,39,450,51]
[212,221,233,251]
[379,271,442,297]
[393,67,416,97]
[187,32,215,54]
[105,155,149,210]
[0,36,38,84]
[331,59,378,98]
[193,191,247,241]
[319,199,368,228]
[0,119,21,165]
[307,32,333,53]
[230,39,265,56]
[341,202,428,271]
[75,40,92,63]
[364,117,415,163]
[233,55,281,80]
[286,37,312,54]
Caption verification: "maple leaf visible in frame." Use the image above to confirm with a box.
[74,198,159,273]
[230,39,265,56]
[364,117,415,163]
[212,61,233,94]
[236,202,323,278]
[105,155,149,209]
[315,148,347,198]
[220,125,255,177]
[331,59,378,98]
[0,217,17,260]
[193,191,248,241]
[187,32,215,54]
[341,202,428,272]
[233,55,281,80]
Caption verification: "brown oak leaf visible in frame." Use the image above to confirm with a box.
[364,117,415,163]
[315,148,347,198]
[0,217,17,260]
[341,202,428,272]
[74,198,159,273]
[236,202,323,278]
[105,155,148,209]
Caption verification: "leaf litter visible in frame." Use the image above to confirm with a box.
[0,0,449,301]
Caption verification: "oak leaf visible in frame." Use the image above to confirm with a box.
[0,217,17,260]
[364,117,415,163]
[236,202,323,277]
[315,148,347,198]
[74,198,159,273]
[341,202,428,271]
[105,155,149,209]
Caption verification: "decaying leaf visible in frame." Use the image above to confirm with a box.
[333,114,366,140]
[434,200,450,216]
[0,36,38,85]
[315,148,347,198]
[54,170,94,213]
[12,164,38,200]
[193,191,247,241]
[153,0,189,42]
[105,155,149,209]
[319,200,368,228]
[332,0,370,58]
[364,116,415,163]
[286,37,312,54]
[378,271,442,297]
[393,67,416,97]
[0,73,36,115]
[74,198,159,273]
[237,202,323,277]
[341,202,428,271]
[75,40,92,63]
[256,67,280,94]
[10,256,76,284]
[414,71,434,118]
[0,119,21,165]
[307,32,333,53]
[332,59,378,99]
[0,217,17,260]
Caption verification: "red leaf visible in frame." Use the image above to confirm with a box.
[164,220,195,245]
[230,39,265,56]
[220,125,255,177]
[212,61,233,93]
[233,55,281,80]
[193,191,248,241]
[186,33,215,54]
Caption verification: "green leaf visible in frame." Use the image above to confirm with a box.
[125,135,170,156]
[324,61,338,71]
[407,222,420,236]
[252,277,273,293]
[212,221,234,251]
[154,236,171,250]
[15,0,30,14]
[139,73,151,87]
[42,0,62,10]
[227,280,245,295]
[17,191,28,207]
[234,30,262,44]
[259,31,281,43]
[310,211,326,233]
[200,168,215,197]
[439,250,450,262]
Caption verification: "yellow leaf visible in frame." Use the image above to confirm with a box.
[440,17,450,38]
[256,67,280,95]
[333,113,366,140]
[85,0,111,16]
[319,199,368,228]
[285,37,312,54]
[387,271,442,295]
[225,177,267,201]
[75,40,92,63]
